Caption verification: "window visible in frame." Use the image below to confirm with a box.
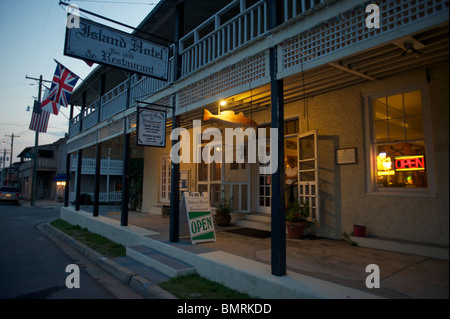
[160,154,171,202]
[366,86,434,194]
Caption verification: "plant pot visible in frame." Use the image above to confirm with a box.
[286,221,306,239]
[353,224,366,237]
[215,213,231,226]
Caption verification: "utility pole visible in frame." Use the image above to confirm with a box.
[5,133,20,186]
[32,75,42,207]
[25,75,47,206]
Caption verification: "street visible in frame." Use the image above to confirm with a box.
[0,202,144,299]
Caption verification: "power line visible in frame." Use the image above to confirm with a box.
[69,0,158,5]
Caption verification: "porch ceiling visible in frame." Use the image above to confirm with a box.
[224,24,449,111]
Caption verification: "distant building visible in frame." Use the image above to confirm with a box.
[1,162,19,187]
[17,136,68,201]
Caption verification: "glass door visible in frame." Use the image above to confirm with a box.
[197,143,222,207]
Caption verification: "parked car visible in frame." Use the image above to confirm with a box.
[0,186,20,205]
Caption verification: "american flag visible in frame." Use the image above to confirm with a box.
[46,60,79,111]
[29,100,50,133]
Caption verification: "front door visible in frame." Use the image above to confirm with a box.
[256,134,299,213]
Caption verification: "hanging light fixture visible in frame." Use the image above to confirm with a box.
[401,42,423,59]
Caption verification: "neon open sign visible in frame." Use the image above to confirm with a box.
[394,155,425,171]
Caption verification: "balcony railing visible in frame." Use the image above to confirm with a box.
[70,157,123,175]
[69,191,122,203]
[19,158,57,171]
[179,0,268,76]
[69,56,174,138]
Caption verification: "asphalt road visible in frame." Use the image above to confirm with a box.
[0,202,144,299]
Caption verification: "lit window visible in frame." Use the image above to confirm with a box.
[367,87,432,192]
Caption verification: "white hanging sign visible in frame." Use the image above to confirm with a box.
[136,108,166,147]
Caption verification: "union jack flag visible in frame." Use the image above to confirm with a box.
[46,60,79,112]
[41,88,60,115]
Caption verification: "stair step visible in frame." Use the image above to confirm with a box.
[126,245,196,278]
[244,213,271,223]
[235,219,271,232]
[112,256,170,284]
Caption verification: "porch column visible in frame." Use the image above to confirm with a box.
[75,149,83,211]
[169,2,184,242]
[169,105,180,242]
[121,132,130,226]
[93,74,105,217]
[268,0,286,277]
[93,142,102,217]
[75,91,87,211]
[64,152,71,207]
[121,74,132,226]
[64,103,74,207]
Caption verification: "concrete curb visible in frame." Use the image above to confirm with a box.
[40,221,177,299]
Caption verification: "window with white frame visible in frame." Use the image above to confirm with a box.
[365,85,434,194]
[160,154,171,202]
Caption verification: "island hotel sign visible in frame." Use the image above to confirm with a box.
[64,17,169,81]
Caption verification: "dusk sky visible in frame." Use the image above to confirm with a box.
[0,0,159,165]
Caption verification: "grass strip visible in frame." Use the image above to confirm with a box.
[50,219,255,299]
[158,274,255,299]
[50,219,126,258]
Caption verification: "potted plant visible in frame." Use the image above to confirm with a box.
[353,224,366,237]
[286,200,310,239]
[215,191,233,226]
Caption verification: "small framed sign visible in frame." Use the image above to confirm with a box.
[336,147,357,165]
[179,170,190,191]
[137,107,166,147]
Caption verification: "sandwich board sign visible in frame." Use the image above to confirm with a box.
[181,192,216,244]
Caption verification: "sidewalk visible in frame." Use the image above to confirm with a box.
[19,199,64,208]
[103,210,449,299]
[34,201,449,299]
